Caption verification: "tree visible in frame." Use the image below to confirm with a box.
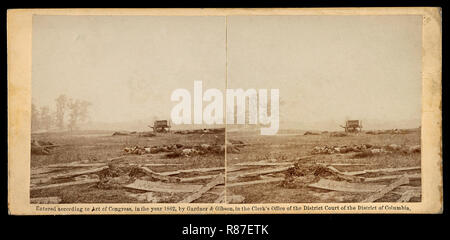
[55,94,68,130]
[67,99,91,131]
[39,106,52,131]
[67,99,80,131]
[79,100,92,123]
[31,104,40,131]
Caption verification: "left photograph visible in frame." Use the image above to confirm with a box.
[30,16,226,203]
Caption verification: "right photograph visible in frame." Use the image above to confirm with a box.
[225,15,422,203]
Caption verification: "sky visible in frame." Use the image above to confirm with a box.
[32,15,422,131]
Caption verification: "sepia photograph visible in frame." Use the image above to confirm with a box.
[30,16,227,204]
[7,8,442,214]
[225,15,423,203]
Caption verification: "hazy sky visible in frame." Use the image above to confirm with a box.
[32,15,422,130]
[32,16,226,123]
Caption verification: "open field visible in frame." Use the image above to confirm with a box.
[226,129,421,203]
[29,128,421,204]
[30,130,225,203]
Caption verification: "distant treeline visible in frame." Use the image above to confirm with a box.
[32,94,92,132]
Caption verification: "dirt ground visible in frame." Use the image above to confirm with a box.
[226,129,421,203]
[30,130,224,203]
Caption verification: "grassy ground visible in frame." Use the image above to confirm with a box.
[226,130,421,203]
[30,129,420,203]
[31,131,224,168]
[30,131,224,203]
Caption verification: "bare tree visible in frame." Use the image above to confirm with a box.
[39,106,52,131]
[67,99,92,131]
[67,99,80,131]
[31,104,40,131]
[55,94,68,130]
[79,100,92,123]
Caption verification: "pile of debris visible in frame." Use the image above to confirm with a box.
[123,146,152,155]
[122,140,246,157]
[283,163,359,188]
[112,131,156,137]
[304,131,320,135]
[366,129,412,135]
[311,143,421,156]
[174,128,225,135]
[311,144,373,154]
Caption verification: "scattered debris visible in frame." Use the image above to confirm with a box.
[362,176,409,202]
[366,129,413,135]
[311,143,421,156]
[304,131,320,135]
[282,164,362,188]
[397,190,421,202]
[179,174,224,203]
[312,144,372,154]
[113,131,156,137]
[174,128,225,135]
[122,140,245,157]
[123,146,152,155]
[214,191,226,203]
